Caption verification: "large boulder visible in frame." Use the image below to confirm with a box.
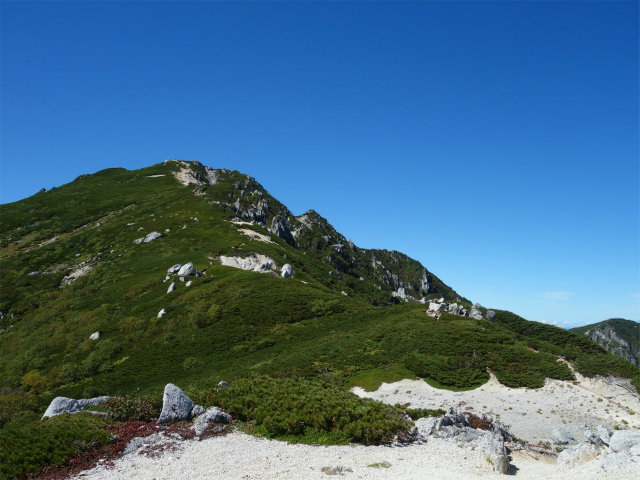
[485,310,496,322]
[557,444,599,469]
[157,384,195,424]
[42,395,111,419]
[281,264,294,278]
[177,262,194,276]
[144,232,163,242]
[609,430,640,453]
[469,303,484,320]
[428,302,445,313]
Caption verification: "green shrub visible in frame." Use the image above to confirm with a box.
[0,413,110,479]
[201,375,411,445]
[104,395,161,422]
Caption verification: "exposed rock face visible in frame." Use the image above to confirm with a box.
[485,310,496,322]
[219,254,275,273]
[268,217,291,239]
[581,321,640,366]
[60,264,94,287]
[420,269,430,295]
[157,384,195,424]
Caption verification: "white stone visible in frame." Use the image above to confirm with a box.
[158,309,166,318]
[177,263,194,276]
[167,282,176,293]
[89,331,100,340]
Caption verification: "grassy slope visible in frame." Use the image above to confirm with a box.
[1,161,639,420]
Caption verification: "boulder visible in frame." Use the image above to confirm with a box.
[469,304,483,320]
[552,427,576,445]
[557,444,599,469]
[42,397,80,419]
[281,264,294,278]
[42,395,111,419]
[89,332,100,340]
[485,310,496,322]
[448,303,461,315]
[177,262,194,276]
[490,452,510,474]
[190,406,233,436]
[609,430,640,453]
[218,381,230,388]
[158,309,166,318]
[167,264,182,274]
[157,384,195,424]
[428,302,445,313]
[583,424,605,447]
[167,282,176,293]
[143,232,163,243]
[186,280,192,287]
[132,237,144,244]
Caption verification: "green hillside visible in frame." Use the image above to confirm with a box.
[1,160,638,426]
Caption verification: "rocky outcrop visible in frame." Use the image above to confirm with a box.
[42,395,111,419]
[583,322,639,366]
[219,254,275,273]
[414,407,512,474]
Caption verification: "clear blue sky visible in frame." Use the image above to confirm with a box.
[1,1,638,327]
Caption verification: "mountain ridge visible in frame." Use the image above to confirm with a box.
[0,159,638,417]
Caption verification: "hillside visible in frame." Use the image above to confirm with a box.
[571,318,640,366]
[1,160,638,423]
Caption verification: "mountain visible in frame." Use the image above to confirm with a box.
[571,319,640,366]
[0,160,638,416]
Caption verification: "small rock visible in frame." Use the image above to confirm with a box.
[167,282,176,293]
[132,237,144,244]
[186,281,192,287]
[90,332,100,340]
[179,277,185,282]
[158,309,166,318]
[218,381,230,388]
[191,407,233,436]
[167,264,182,274]
[341,291,348,296]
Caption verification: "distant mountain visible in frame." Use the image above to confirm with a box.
[0,160,637,409]
[571,319,640,366]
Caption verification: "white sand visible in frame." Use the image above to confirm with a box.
[75,375,640,480]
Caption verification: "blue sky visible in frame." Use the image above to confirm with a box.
[1,1,638,327]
